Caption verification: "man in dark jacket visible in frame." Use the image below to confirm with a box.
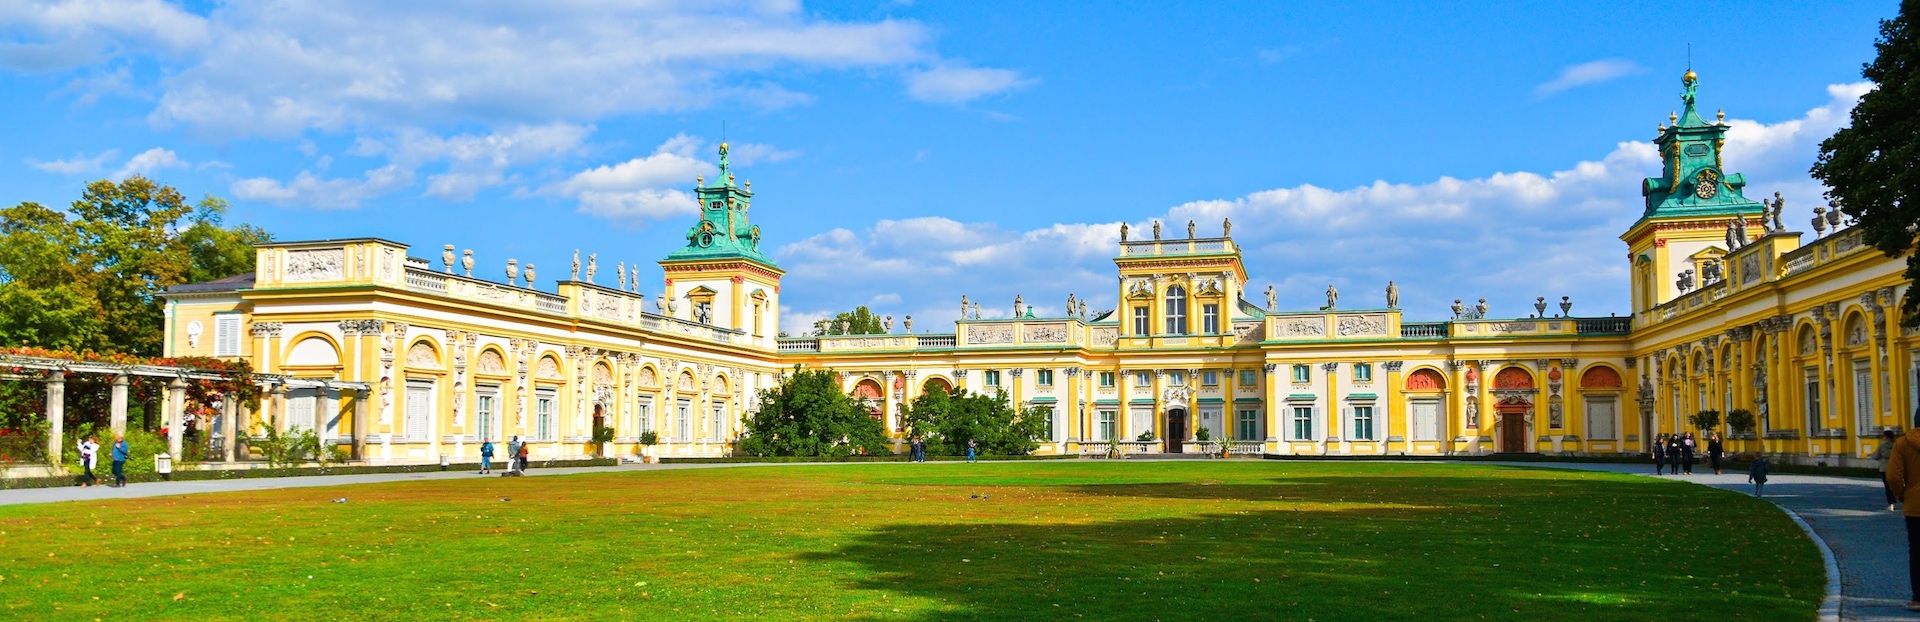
[1884,424,1920,611]
[1652,434,1667,475]
[110,434,130,487]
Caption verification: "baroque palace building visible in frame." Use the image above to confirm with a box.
[161,71,1910,466]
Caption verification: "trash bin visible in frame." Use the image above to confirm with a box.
[155,453,173,481]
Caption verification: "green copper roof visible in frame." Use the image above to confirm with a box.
[1637,71,1764,224]
[661,142,778,267]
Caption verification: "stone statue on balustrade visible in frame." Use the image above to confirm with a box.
[1152,220,1162,240]
[1386,281,1399,309]
[586,254,598,283]
[1265,285,1276,312]
[1014,294,1023,318]
[1120,222,1129,242]
[961,295,970,320]
[571,250,580,280]
[1324,284,1338,311]
[1067,294,1077,318]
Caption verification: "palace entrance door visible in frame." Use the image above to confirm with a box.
[1497,404,1531,453]
[1166,409,1187,453]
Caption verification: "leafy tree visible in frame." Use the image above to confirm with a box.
[0,177,270,354]
[1688,409,1722,433]
[1813,2,1920,325]
[902,387,1046,456]
[739,367,891,456]
[811,306,887,336]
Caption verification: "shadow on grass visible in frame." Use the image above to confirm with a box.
[803,474,1821,622]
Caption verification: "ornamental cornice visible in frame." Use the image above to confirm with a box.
[658,260,785,280]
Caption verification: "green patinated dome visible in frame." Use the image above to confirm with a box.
[662,142,779,267]
[1637,70,1764,223]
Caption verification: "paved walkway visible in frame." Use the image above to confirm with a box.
[0,459,1906,620]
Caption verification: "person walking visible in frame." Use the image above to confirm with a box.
[1680,432,1696,475]
[966,439,977,463]
[1882,423,1920,611]
[517,437,531,473]
[110,434,129,488]
[1879,429,1901,512]
[1748,454,1769,497]
[479,438,495,475]
[1707,432,1725,475]
[1652,433,1668,475]
[507,436,522,474]
[77,435,99,487]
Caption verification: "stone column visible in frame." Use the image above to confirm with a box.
[221,398,238,462]
[352,387,370,460]
[45,373,65,467]
[109,374,129,438]
[167,378,188,459]
[271,383,289,436]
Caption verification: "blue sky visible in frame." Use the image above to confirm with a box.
[0,0,1893,330]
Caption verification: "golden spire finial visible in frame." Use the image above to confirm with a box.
[1669,111,1678,124]
[1683,68,1697,84]
[1716,109,1725,123]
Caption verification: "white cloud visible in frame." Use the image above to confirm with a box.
[111,147,184,179]
[905,65,1036,104]
[551,133,802,225]
[775,82,1870,328]
[231,164,413,209]
[1535,59,1644,96]
[349,123,592,201]
[729,142,800,166]
[0,0,978,137]
[25,148,116,174]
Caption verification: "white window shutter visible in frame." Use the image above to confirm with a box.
[214,315,241,356]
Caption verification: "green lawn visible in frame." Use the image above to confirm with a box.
[0,462,1821,621]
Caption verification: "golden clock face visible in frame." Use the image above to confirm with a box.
[1694,169,1720,199]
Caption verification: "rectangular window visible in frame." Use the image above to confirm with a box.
[1239,369,1257,386]
[214,314,242,356]
[535,390,555,441]
[1352,405,1375,441]
[1134,371,1152,386]
[1169,371,1186,386]
[1199,407,1223,440]
[711,401,726,440]
[476,390,497,442]
[1291,406,1314,441]
[1201,371,1219,386]
[1412,400,1440,441]
[985,370,1001,387]
[1130,407,1154,440]
[1235,409,1259,441]
[1133,307,1150,335]
[1037,369,1054,386]
[636,396,653,436]
[1098,410,1116,442]
[1855,360,1874,431]
[1354,363,1373,382]
[1291,364,1311,383]
[676,399,692,440]
[1099,372,1116,388]
[1804,368,1821,432]
[1202,304,1220,334]
[1036,406,1055,440]
[322,388,342,439]
[1166,300,1187,335]
[407,382,435,442]
[1586,398,1617,440]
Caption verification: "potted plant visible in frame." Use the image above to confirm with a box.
[1725,408,1756,457]
[590,424,617,459]
[637,431,659,463]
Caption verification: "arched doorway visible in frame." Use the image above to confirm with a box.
[1491,367,1536,453]
[1165,408,1188,453]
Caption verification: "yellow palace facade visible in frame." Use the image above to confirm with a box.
[161,72,1912,466]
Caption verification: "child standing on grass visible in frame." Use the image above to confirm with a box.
[479,438,494,475]
[1748,454,1769,497]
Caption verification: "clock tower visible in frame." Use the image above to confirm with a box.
[657,142,784,346]
[1621,69,1766,313]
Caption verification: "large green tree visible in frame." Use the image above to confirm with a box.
[1813,0,1920,325]
[738,367,892,456]
[0,177,270,354]
[901,387,1046,456]
[811,306,887,336]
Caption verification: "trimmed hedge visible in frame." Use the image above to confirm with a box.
[1260,453,1649,465]
[0,458,617,490]
[660,454,1077,464]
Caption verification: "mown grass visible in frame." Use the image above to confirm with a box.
[0,462,1821,621]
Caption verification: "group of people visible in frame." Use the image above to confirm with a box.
[903,437,978,463]
[1651,431,1728,476]
[73,434,131,488]
[478,436,534,475]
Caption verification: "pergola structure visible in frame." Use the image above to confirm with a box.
[1,354,372,467]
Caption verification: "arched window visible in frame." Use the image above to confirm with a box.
[1164,285,1188,334]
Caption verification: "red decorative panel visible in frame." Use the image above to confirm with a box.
[1580,366,1623,389]
[1492,367,1534,390]
[1405,369,1446,391]
[853,381,883,400]
[923,378,952,394]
